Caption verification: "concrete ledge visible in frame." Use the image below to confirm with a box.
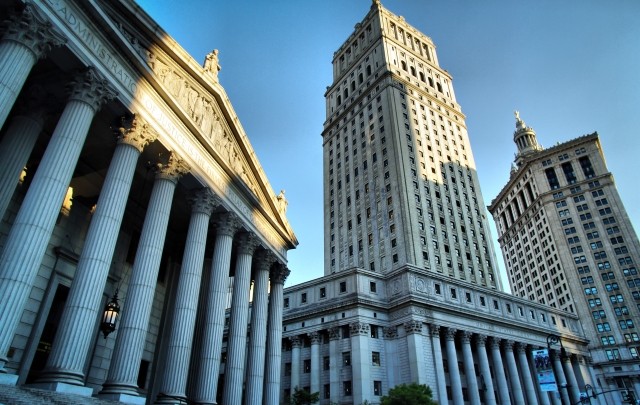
[0,374,18,386]
[29,381,94,396]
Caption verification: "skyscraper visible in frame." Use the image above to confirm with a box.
[281,2,593,405]
[322,0,501,290]
[489,113,640,403]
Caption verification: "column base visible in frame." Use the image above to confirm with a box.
[99,392,147,404]
[0,373,18,385]
[28,381,93,396]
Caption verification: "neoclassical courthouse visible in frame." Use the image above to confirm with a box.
[0,1,636,405]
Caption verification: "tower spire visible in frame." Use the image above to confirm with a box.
[513,110,542,166]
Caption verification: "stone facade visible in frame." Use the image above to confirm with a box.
[489,114,640,404]
[0,1,296,404]
[281,2,594,405]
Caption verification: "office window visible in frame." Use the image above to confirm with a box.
[370,281,377,293]
[343,381,352,396]
[372,351,381,365]
[319,287,326,298]
[343,352,351,366]
[303,359,311,373]
[301,293,307,304]
[374,380,382,396]
[284,297,289,308]
[323,356,330,370]
[340,281,347,293]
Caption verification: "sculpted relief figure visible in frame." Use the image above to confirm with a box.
[277,190,288,214]
[203,49,221,80]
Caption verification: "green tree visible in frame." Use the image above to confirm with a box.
[381,383,438,405]
[290,386,320,405]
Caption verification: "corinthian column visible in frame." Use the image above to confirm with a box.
[101,152,189,400]
[193,213,238,404]
[0,4,65,130]
[245,252,275,404]
[475,335,496,405]
[503,340,525,404]
[444,328,463,405]
[264,264,289,405]
[222,233,260,405]
[290,336,302,391]
[0,86,47,220]
[404,321,426,384]
[39,114,157,389]
[308,332,321,395]
[460,331,480,405]
[516,343,538,405]
[0,68,116,374]
[490,338,511,405]
[156,189,218,404]
[351,321,371,405]
[429,324,448,404]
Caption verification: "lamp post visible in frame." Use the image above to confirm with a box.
[547,334,569,405]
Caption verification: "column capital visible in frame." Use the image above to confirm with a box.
[489,337,501,350]
[328,327,340,341]
[67,67,118,112]
[2,3,66,59]
[515,342,527,355]
[289,336,301,349]
[117,114,158,152]
[253,250,276,274]
[237,232,261,256]
[403,320,422,334]
[444,328,457,341]
[269,263,290,285]
[503,339,515,351]
[383,327,397,339]
[349,322,370,336]
[154,151,190,182]
[475,334,487,347]
[460,331,473,344]
[308,332,321,345]
[213,212,239,237]
[190,188,219,216]
[428,324,441,337]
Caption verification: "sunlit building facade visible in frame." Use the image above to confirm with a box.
[489,114,640,403]
[0,1,296,404]
[280,2,595,405]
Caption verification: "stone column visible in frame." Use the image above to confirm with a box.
[516,343,538,405]
[490,338,511,405]
[504,340,525,404]
[264,264,289,405]
[429,324,448,404]
[244,253,274,405]
[551,350,570,405]
[350,322,371,405]
[404,320,426,384]
[308,332,321,395]
[460,331,480,405]
[562,354,581,405]
[101,152,189,400]
[0,86,46,220]
[577,356,601,405]
[222,233,260,405]
[0,68,116,373]
[0,3,65,130]
[444,328,463,405]
[328,327,340,405]
[193,213,238,404]
[156,189,217,404]
[39,114,157,388]
[475,335,496,405]
[290,336,302,391]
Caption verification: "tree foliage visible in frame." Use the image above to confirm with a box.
[380,383,438,405]
[290,386,320,405]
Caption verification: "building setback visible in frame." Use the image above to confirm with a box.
[281,1,594,405]
[0,0,296,404]
[489,113,640,404]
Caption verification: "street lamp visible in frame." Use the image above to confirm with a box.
[547,334,569,405]
[100,289,120,339]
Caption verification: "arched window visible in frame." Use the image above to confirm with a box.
[410,66,416,77]
[337,95,342,106]
[351,81,356,91]
[358,73,363,83]
[428,77,434,87]
[366,65,372,75]
[401,61,407,71]
[344,88,349,99]
[419,72,425,82]
[437,83,443,92]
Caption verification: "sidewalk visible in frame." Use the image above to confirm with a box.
[0,384,124,405]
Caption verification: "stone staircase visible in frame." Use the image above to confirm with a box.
[0,385,124,405]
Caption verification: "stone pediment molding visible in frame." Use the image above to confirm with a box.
[51,0,297,249]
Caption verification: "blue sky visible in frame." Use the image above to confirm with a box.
[136,0,640,289]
